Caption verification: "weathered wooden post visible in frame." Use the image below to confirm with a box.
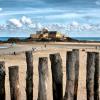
[38,57,48,100]
[50,53,63,100]
[94,53,99,100]
[25,51,33,100]
[0,61,6,100]
[64,51,77,100]
[9,66,20,100]
[73,49,79,100]
[86,52,95,100]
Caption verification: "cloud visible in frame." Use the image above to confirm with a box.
[81,24,92,30]
[44,13,79,20]
[0,8,2,11]
[0,24,6,31]
[36,23,43,29]
[28,24,36,28]
[43,21,100,33]
[67,22,100,32]
[0,0,97,9]
[20,16,32,25]
[0,8,100,24]
[0,16,100,35]
[44,23,66,33]
[7,16,33,28]
[71,21,79,27]
[96,0,100,5]
[0,16,43,33]
[0,8,66,16]
[8,18,22,27]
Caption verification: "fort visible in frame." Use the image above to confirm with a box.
[30,28,66,41]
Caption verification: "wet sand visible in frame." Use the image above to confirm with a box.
[0,42,100,100]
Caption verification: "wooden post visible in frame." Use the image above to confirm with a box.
[9,66,20,100]
[64,51,76,100]
[38,57,48,100]
[73,49,79,100]
[94,53,99,100]
[86,52,95,100]
[50,53,63,100]
[0,61,6,100]
[25,51,33,100]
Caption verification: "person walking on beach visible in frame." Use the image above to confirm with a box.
[44,44,46,48]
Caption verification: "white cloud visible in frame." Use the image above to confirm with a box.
[0,15,100,34]
[45,24,66,32]
[44,13,79,19]
[96,0,100,5]
[4,17,43,32]
[66,22,100,32]
[20,16,32,25]
[71,21,79,27]
[0,8,66,16]
[82,24,92,30]
[0,8,2,11]
[36,23,43,29]
[28,24,36,28]
[0,24,6,31]
[7,16,33,29]
[8,19,22,27]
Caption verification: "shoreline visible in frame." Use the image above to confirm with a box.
[0,41,100,55]
[0,43,100,100]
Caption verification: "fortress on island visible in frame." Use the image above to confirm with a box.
[30,28,66,41]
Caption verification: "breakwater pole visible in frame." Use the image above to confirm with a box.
[38,57,48,100]
[0,61,6,100]
[64,50,79,100]
[86,52,99,100]
[50,53,63,100]
[25,51,33,100]
[9,66,20,100]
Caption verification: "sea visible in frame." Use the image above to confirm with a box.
[0,37,27,41]
[0,37,100,41]
[73,37,100,41]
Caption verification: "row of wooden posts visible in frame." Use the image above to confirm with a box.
[0,49,99,100]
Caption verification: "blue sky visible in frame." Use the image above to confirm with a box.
[0,0,100,37]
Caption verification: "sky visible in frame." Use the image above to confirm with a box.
[0,0,100,37]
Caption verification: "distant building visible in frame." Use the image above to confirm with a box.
[30,28,65,40]
[30,33,40,39]
[48,31,56,39]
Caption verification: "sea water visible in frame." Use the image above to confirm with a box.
[0,37,27,41]
[0,37,100,41]
[72,37,100,41]
[0,46,8,49]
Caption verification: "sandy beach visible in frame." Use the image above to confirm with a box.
[0,42,100,100]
